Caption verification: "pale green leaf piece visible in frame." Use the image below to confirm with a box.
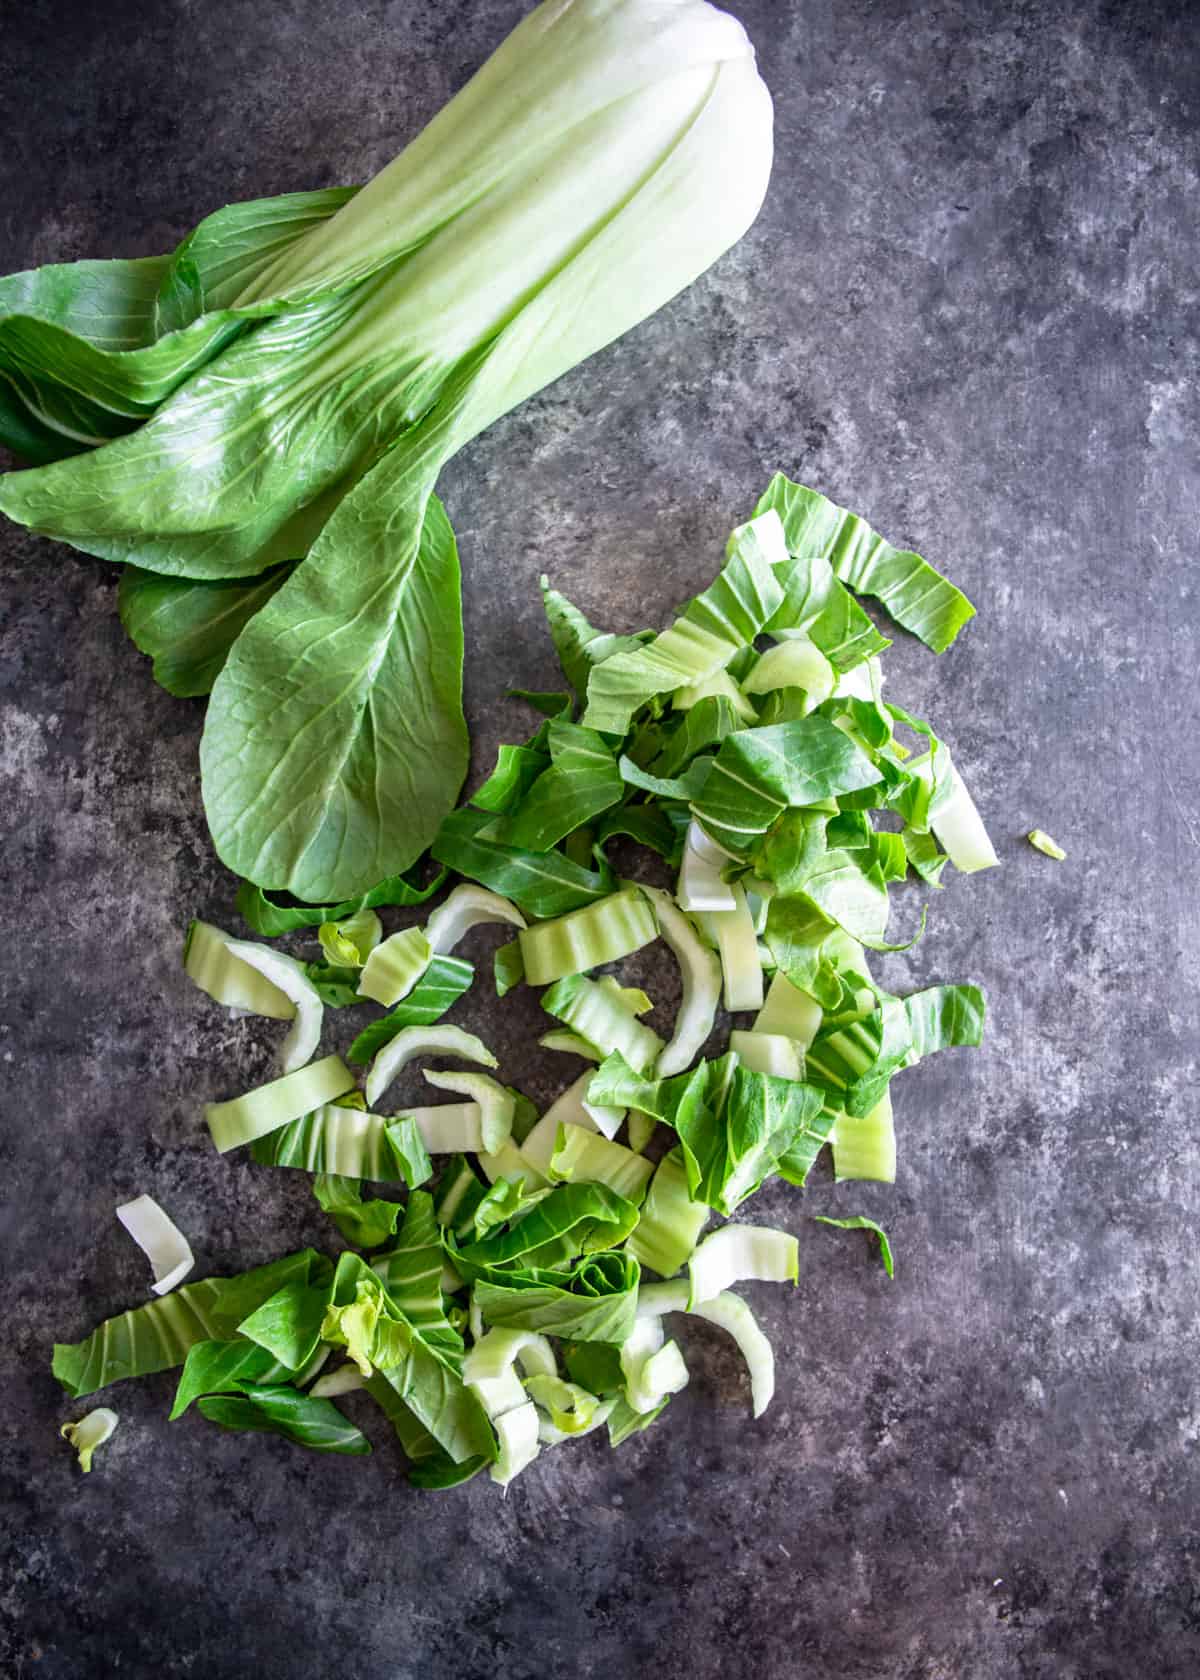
[754,474,975,654]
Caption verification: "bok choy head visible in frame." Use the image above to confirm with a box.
[0,0,774,905]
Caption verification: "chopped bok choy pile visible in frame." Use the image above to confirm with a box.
[55,477,994,1489]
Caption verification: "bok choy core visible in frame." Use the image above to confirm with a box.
[0,0,773,904]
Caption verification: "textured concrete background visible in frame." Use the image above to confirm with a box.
[2,0,1199,1675]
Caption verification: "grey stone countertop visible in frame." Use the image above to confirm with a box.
[2,1,1198,1675]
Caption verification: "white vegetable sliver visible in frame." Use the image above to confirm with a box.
[115,1194,195,1295]
[728,1028,802,1080]
[365,1024,497,1108]
[636,1281,776,1418]
[223,939,324,1073]
[640,884,721,1077]
[687,1222,798,1307]
[708,882,764,1013]
[677,819,737,913]
[424,884,526,955]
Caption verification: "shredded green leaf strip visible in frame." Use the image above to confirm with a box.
[755,474,975,654]
[814,1214,895,1277]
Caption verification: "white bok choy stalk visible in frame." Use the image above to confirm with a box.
[0,0,774,905]
[115,1195,195,1295]
[637,1280,776,1417]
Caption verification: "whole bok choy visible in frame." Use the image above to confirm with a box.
[0,0,773,902]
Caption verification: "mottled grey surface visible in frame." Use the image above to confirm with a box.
[2,0,1198,1674]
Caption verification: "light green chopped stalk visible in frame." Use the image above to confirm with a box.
[494,940,525,998]
[925,762,999,873]
[637,1280,775,1417]
[539,1029,601,1061]
[753,971,823,1049]
[518,888,657,987]
[674,667,756,722]
[708,882,764,1013]
[525,1374,608,1442]
[317,909,383,967]
[364,1023,497,1108]
[687,1222,798,1307]
[477,1138,547,1191]
[402,1102,485,1154]
[520,1076,626,1169]
[490,1402,541,1488]
[115,1194,194,1295]
[830,1091,896,1183]
[548,1126,654,1205]
[1028,828,1066,861]
[357,926,432,1008]
[741,633,835,708]
[627,1113,657,1155]
[638,884,721,1078]
[728,1029,802,1080]
[541,974,663,1076]
[627,1147,710,1278]
[463,1326,556,1486]
[424,883,526,955]
[61,1407,118,1472]
[309,1364,366,1399]
[206,1054,355,1153]
[676,819,737,913]
[421,1069,514,1155]
[222,938,324,1073]
[619,1317,689,1414]
[596,976,654,1016]
[183,920,295,1020]
[463,1326,557,1401]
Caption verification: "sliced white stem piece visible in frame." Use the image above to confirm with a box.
[365,1024,497,1108]
[422,1069,515,1154]
[753,971,823,1049]
[677,819,737,913]
[729,1029,802,1080]
[115,1194,195,1295]
[309,1364,366,1399]
[183,921,295,1020]
[637,1281,775,1418]
[708,882,764,1013]
[60,1407,118,1472]
[687,1222,798,1307]
[639,884,721,1078]
[222,940,324,1073]
[357,926,431,1007]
